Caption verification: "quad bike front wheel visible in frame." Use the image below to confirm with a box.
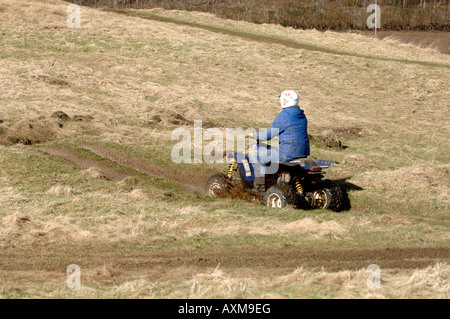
[263,183,298,209]
[206,173,232,197]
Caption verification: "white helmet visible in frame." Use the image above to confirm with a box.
[280,90,299,108]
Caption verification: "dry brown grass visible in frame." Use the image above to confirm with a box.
[4,118,64,145]
[0,212,95,248]
[47,185,76,195]
[352,30,450,55]
[82,167,108,180]
[0,187,28,205]
[0,0,448,298]
[353,164,450,202]
[7,262,445,299]
[184,263,449,299]
[201,216,348,239]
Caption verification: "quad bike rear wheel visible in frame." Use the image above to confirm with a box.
[231,168,253,190]
[308,180,349,212]
[263,183,298,208]
[206,173,232,197]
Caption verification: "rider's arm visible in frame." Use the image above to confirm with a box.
[253,112,285,141]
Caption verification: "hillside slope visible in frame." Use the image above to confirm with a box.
[0,0,448,298]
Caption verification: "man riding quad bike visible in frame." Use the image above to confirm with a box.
[206,90,349,212]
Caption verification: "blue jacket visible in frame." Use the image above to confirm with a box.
[254,107,310,161]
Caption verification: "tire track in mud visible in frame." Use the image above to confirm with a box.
[81,145,262,203]
[81,145,206,193]
[115,246,450,272]
[39,145,207,193]
[38,146,130,181]
[1,245,448,275]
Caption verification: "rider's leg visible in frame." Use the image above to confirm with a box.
[249,144,285,191]
[258,146,291,187]
[247,144,267,191]
[258,145,284,175]
[248,144,264,178]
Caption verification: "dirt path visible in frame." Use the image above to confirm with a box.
[82,145,206,193]
[39,145,207,193]
[0,245,448,284]
[38,146,130,181]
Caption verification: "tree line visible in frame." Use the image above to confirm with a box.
[67,0,450,30]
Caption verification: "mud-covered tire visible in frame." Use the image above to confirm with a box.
[312,180,349,212]
[206,173,232,197]
[231,169,252,190]
[263,183,298,209]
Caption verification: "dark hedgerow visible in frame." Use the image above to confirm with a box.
[67,0,449,31]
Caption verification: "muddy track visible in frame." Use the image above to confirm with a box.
[38,146,130,181]
[82,145,206,193]
[39,145,207,193]
[102,246,450,272]
[0,245,448,279]
[82,145,265,203]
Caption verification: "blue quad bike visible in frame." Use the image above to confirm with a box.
[206,152,349,212]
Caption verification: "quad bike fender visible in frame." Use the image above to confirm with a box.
[229,152,255,182]
[279,159,337,170]
[314,160,337,169]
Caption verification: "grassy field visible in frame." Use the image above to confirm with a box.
[352,30,450,55]
[0,0,449,298]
